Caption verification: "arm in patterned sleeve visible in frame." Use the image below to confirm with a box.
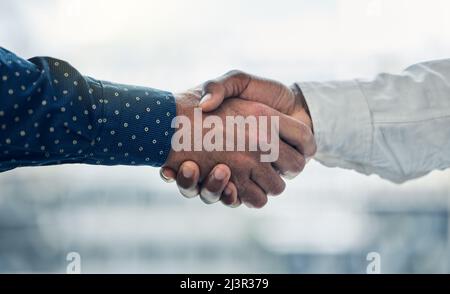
[0,47,175,172]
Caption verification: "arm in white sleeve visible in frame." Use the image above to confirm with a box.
[297,59,450,183]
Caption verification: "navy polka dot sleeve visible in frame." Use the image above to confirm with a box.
[0,47,176,172]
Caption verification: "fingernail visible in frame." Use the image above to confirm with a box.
[213,168,227,181]
[199,93,212,106]
[160,169,174,183]
[200,188,220,204]
[229,201,241,208]
[180,186,199,199]
[182,167,194,178]
[282,171,299,180]
[243,201,254,209]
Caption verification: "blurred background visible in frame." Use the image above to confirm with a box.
[0,0,449,273]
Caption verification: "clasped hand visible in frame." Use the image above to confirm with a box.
[161,71,316,208]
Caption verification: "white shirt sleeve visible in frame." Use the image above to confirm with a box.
[298,59,450,183]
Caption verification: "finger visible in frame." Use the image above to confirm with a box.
[237,76,296,114]
[250,165,286,196]
[200,164,231,204]
[199,70,251,112]
[176,161,201,198]
[272,142,306,179]
[200,70,296,114]
[232,196,242,208]
[237,180,268,209]
[160,167,176,183]
[220,182,239,207]
[276,111,317,157]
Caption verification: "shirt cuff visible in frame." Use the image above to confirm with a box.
[89,80,176,167]
[296,80,373,170]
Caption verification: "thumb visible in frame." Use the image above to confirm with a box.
[199,70,251,112]
[199,70,295,114]
[199,80,226,112]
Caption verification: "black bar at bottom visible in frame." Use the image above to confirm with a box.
[0,274,449,291]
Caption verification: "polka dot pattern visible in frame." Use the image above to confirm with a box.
[0,47,176,172]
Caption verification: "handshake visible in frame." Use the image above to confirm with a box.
[1,48,444,197]
[160,71,316,208]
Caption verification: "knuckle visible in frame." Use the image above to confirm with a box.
[202,79,219,91]
[236,153,256,168]
[225,69,246,78]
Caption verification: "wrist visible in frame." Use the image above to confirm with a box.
[164,91,199,169]
[290,83,313,132]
